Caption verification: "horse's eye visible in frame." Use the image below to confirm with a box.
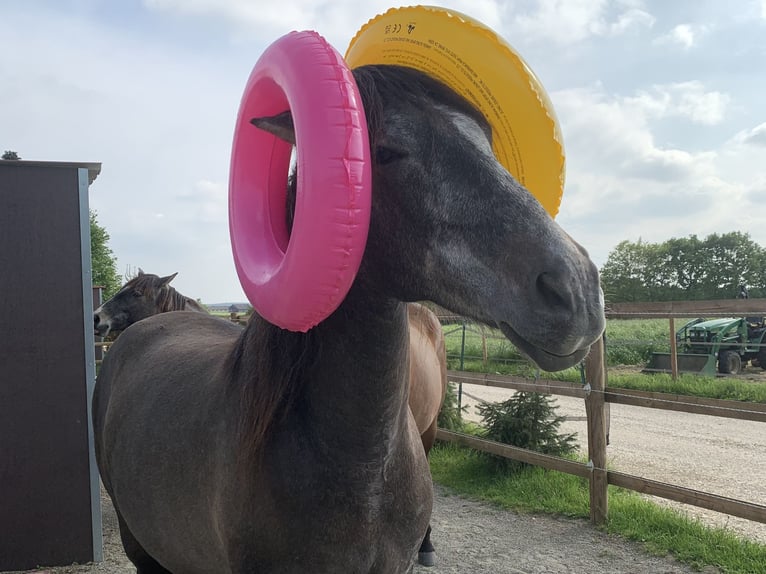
[375,146,407,165]
[133,290,143,298]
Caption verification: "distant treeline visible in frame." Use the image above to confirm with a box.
[600,231,766,303]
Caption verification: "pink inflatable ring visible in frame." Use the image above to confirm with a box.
[229,31,372,332]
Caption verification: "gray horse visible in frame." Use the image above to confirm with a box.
[95,270,447,566]
[93,65,605,573]
[93,270,206,337]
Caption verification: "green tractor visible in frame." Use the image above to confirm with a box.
[644,316,766,376]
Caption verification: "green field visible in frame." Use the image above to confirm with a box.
[435,317,766,572]
[441,318,766,403]
[443,318,677,369]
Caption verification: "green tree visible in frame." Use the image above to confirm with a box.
[658,235,706,297]
[599,239,656,302]
[2,150,20,160]
[90,211,121,297]
[698,232,764,299]
[601,232,766,302]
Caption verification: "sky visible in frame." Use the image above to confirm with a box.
[2,1,765,303]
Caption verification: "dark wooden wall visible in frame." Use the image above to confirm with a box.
[0,161,102,570]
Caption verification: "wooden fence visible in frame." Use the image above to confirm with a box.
[92,298,766,527]
[607,298,766,379]
[437,298,766,526]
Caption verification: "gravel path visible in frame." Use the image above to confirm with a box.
[458,375,766,545]
[5,484,710,574]
[416,484,714,574]
[8,373,764,574]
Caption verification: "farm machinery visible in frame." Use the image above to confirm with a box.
[644,316,766,376]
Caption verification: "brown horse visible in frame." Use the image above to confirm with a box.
[93,65,605,573]
[95,271,447,565]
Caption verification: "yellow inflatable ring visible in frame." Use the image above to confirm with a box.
[346,5,565,218]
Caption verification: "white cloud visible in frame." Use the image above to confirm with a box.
[654,24,707,50]
[143,0,505,48]
[554,85,717,184]
[671,24,695,48]
[513,0,654,44]
[608,7,656,34]
[733,122,766,147]
[3,1,765,299]
[552,81,762,267]
[625,81,730,125]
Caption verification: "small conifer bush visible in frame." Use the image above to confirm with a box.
[437,382,467,431]
[477,392,577,471]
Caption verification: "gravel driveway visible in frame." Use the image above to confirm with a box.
[7,373,763,574]
[4,483,711,574]
[458,375,766,545]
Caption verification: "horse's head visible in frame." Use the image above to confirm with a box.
[252,65,604,371]
[94,270,179,337]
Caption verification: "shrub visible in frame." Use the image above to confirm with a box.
[437,382,467,431]
[477,392,577,471]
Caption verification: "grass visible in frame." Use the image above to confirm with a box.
[429,442,766,573]
[442,319,766,404]
[437,318,766,570]
[606,372,766,403]
[443,318,679,371]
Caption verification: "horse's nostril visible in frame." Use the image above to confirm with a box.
[536,272,570,310]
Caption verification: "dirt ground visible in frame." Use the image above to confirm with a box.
[6,369,763,574]
[458,366,766,546]
[5,484,714,574]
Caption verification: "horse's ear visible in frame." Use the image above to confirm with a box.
[138,268,145,276]
[160,272,178,287]
[250,111,295,145]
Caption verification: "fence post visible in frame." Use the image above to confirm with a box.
[585,335,608,525]
[669,317,678,380]
[92,286,103,362]
[458,322,466,410]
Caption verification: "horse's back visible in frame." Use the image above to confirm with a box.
[94,311,241,410]
[95,310,243,433]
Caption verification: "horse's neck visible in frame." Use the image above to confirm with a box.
[243,287,411,454]
[307,294,411,447]
[157,286,201,313]
[182,296,206,313]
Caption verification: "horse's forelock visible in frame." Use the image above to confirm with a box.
[352,65,491,143]
[120,273,152,295]
[121,273,187,312]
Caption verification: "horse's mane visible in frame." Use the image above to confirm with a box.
[228,319,319,466]
[127,273,206,313]
[231,65,481,460]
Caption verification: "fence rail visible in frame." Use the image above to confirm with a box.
[93,299,766,528]
[605,297,766,318]
[604,387,766,422]
[438,299,766,528]
[606,298,766,380]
